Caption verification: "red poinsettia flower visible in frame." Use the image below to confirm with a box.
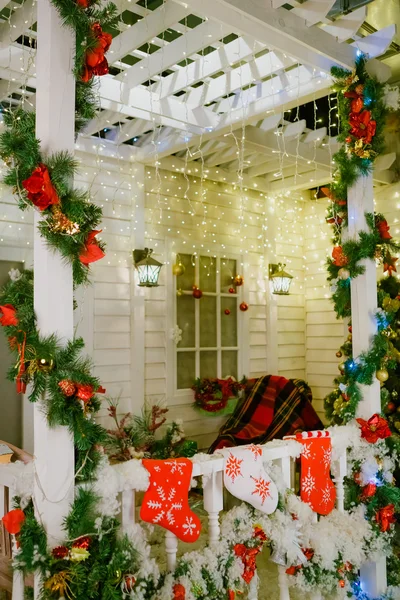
[332,246,348,267]
[356,413,391,444]
[22,164,60,211]
[376,504,396,532]
[79,230,105,265]
[344,91,364,114]
[173,583,186,600]
[376,218,392,240]
[82,23,113,82]
[349,110,377,144]
[253,526,268,543]
[75,383,95,403]
[361,482,377,499]
[0,304,18,326]
[2,508,25,535]
[234,543,261,584]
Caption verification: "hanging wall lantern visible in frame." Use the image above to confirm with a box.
[269,263,293,295]
[133,248,162,287]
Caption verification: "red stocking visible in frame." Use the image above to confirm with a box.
[140,458,201,542]
[296,431,336,515]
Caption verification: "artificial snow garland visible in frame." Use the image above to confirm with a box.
[5,418,400,600]
[323,53,400,424]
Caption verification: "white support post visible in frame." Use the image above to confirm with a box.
[203,470,223,546]
[130,163,145,414]
[347,173,387,595]
[33,0,75,551]
[347,174,381,418]
[165,530,178,571]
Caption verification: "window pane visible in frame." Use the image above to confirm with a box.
[177,294,195,348]
[200,351,217,379]
[177,352,196,389]
[200,296,217,347]
[176,253,195,291]
[221,297,237,347]
[220,258,237,293]
[222,351,238,379]
[199,256,216,293]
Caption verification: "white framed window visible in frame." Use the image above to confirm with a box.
[171,251,244,393]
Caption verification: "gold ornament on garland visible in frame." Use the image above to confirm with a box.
[44,571,74,599]
[336,351,343,358]
[338,362,346,374]
[376,368,389,383]
[37,357,55,373]
[338,268,350,280]
[49,206,80,235]
[172,262,185,276]
[234,275,244,286]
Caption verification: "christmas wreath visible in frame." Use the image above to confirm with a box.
[192,377,246,415]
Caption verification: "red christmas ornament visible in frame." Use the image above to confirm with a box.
[224,309,231,315]
[229,287,235,294]
[376,218,392,240]
[192,287,203,299]
[76,0,90,7]
[72,536,90,550]
[52,546,70,560]
[122,575,136,593]
[0,304,18,326]
[361,482,377,500]
[173,583,186,600]
[75,384,95,403]
[239,302,249,312]
[332,246,348,267]
[356,414,391,444]
[349,110,376,144]
[82,23,112,82]
[339,580,346,588]
[376,504,396,532]
[79,230,105,265]
[58,379,76,397]
[234,543,261,584]
[228,591,235,600]
[2,508,25,535]
[386,402,396,413]
[22,164,60,211]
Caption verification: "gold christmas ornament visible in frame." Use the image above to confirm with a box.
[44,571,73,600]
[376,368,389,383]
[234,275,244,287]
[37,357,55,373]
[172,262,185,277]
[338,268,350,280]
[336,351,343,358]
[50,206,80,235]
[338,362,346,373]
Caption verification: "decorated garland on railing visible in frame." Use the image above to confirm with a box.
[323,53,400,424]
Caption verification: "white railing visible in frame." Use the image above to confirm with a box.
[0,440,354,600]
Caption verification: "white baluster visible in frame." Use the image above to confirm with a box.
[333,453,347,513]
[165,530,178,572]
[277,565,290,600]
[12,535,24,600]
[203,470,223,546]
[121,490,136,528]
[278,456,292,489]
[248,571,259,600]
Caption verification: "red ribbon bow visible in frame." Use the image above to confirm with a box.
[79,230,105,265]
[2,508,25,535]
[376,504,396,532]
[332,246,348,267]
[376,219,392,240]
[234,543,261,584]
[356,414,391,444]
[22,164,60,211]
[0,304,18,327]
[349,110,377,144]
[82,23,112,82]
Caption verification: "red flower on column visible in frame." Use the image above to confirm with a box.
[79,230,105,265]
[234,543,261,584]
[82,23,113,82]
[361,482,377,500]
[2,509,25,534]
[349,110,377,144]
[0,304,18,326]
[356,414,391,443]
[376,504,396,532]
[75,383,95,403]
[173,583,186,600]
[344,91,364,114]
[332,246,348,267]
[376,218,392,240]
[22,164,60,211]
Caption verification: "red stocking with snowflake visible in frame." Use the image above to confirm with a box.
[296,431,336,515]
[140,458,201,542]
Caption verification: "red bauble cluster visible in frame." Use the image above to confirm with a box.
[82,23,112,82]
[22,164,59,212]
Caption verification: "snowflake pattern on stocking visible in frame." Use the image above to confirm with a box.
[248,444,263,461]
[302,469,316,498]
[301,444,312,461]
[183,516,197,537]
[322,446,332,470]
[165,460,185,475]
[250,475,271,505]
[321,484,333,505]
[225,453,244,483]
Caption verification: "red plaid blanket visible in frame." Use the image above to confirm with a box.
[209,375,323,452]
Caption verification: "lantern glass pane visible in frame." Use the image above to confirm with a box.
[137,263,161,286]
[272,276,291,294]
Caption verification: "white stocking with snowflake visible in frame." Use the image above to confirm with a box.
[140,458,201,542]
[221,445,278,514]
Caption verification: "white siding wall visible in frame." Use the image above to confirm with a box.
[304,198,345,421]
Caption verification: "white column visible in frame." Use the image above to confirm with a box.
[265,195,279,374]
[347,174,386,595]
[33,0,75,546]
[130,163,145,413]
[347,174,380,418]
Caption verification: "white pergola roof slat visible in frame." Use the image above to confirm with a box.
[0,0,36,46]
[153,36,265,99]
[320,6,366,43]
[114,118,154,145]
[117,20,231,90]
[84,110,118,136]
[291,0,336,27]
[303,126,327,146]
[350,25,396,59]
[108,0,190,64]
